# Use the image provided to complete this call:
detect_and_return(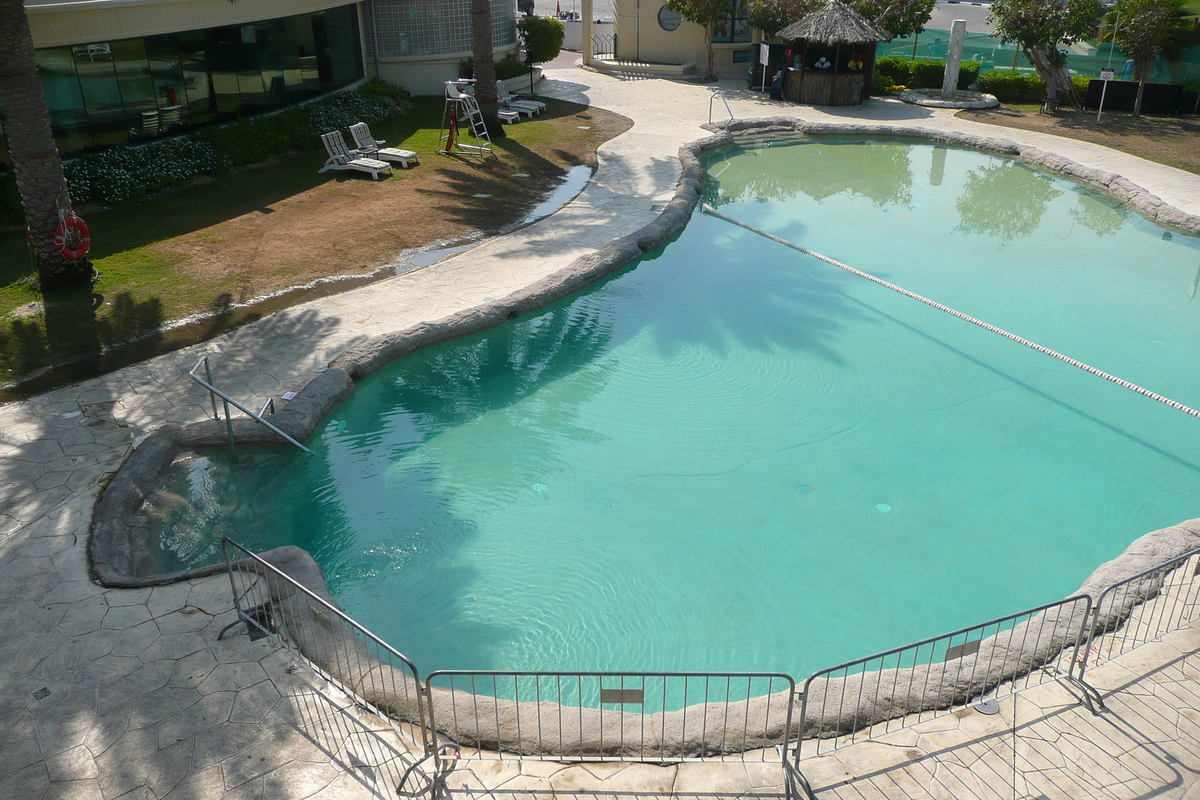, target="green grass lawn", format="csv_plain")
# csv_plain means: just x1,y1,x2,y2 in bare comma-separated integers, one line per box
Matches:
0,97,627,389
